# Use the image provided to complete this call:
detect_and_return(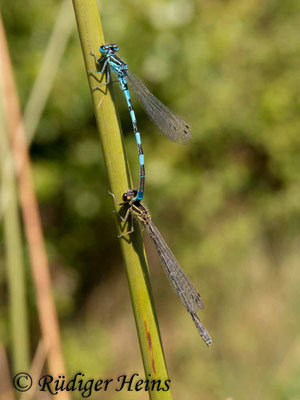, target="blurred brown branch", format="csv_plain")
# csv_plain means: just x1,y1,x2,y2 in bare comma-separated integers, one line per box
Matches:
0,344,15,400
0,13,69,399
